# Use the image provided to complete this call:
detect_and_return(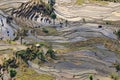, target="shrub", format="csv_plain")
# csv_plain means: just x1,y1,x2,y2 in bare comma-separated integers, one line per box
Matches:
115,64,120,72
42,28,49,33
46,48,57,60
111,73,119,80
10,69,17,78
76,0,84,5
89,75,93,80
116,29,120,39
